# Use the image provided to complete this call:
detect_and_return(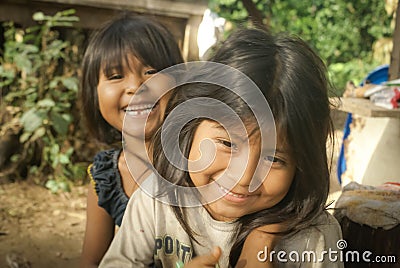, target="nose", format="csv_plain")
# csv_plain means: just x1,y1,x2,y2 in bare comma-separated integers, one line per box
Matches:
124,74,147,95
237,151,259,188
226,147,260,191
